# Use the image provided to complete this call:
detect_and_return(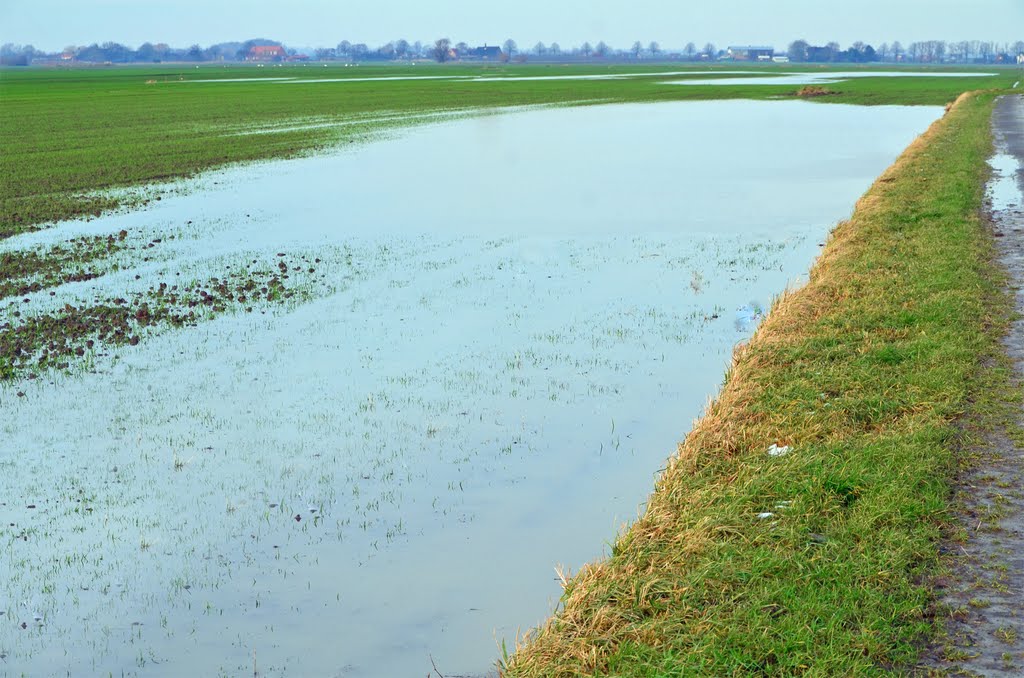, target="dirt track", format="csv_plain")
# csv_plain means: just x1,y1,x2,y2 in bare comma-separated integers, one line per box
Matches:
922,95,1024,676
